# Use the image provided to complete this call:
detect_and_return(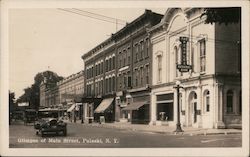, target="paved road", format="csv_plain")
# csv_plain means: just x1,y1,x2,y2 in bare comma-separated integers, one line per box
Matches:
9,122,242,148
